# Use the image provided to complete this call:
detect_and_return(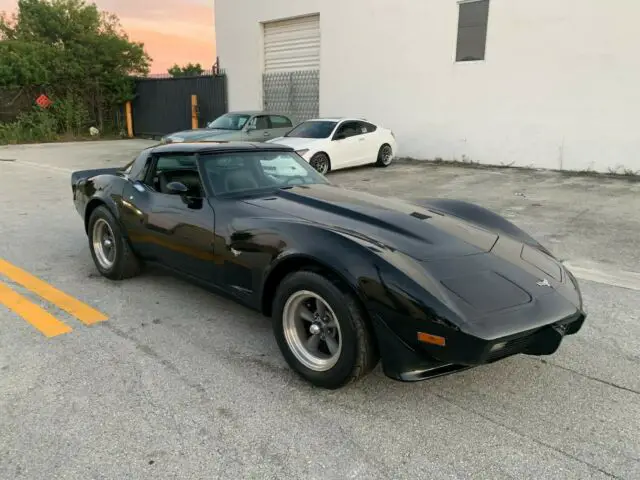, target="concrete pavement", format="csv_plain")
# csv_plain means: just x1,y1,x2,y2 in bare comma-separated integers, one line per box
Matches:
0,140,638,479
